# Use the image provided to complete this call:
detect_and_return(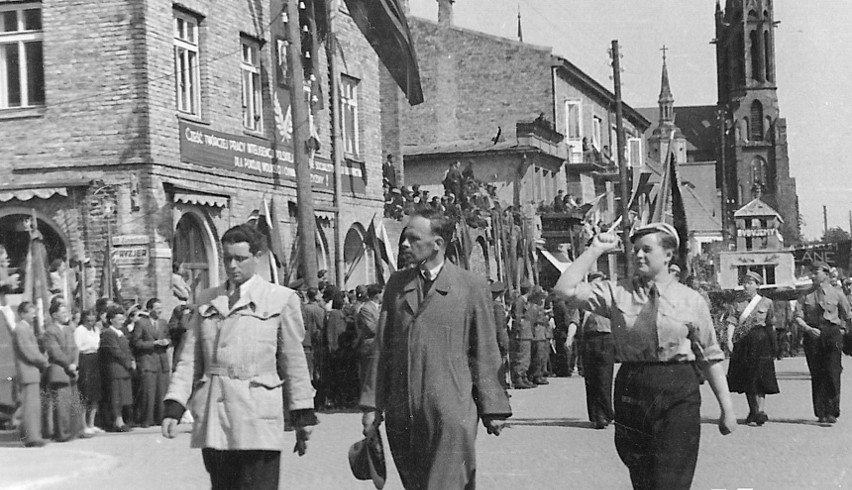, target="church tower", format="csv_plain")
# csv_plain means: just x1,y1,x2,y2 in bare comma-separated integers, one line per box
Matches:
648,48,687,165
715,0,799,242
